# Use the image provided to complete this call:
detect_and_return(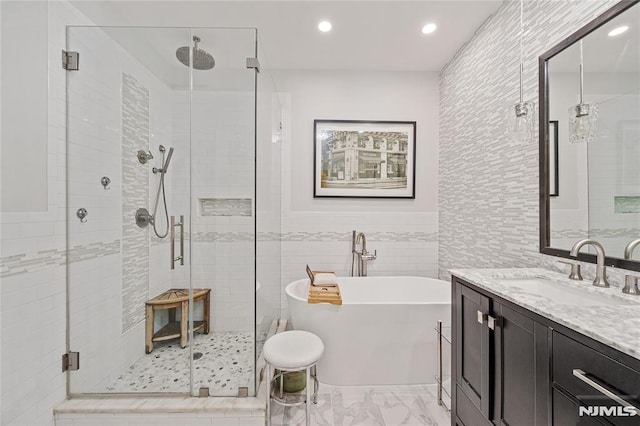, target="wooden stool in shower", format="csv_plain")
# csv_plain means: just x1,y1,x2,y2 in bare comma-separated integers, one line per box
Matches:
145,288,210,354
